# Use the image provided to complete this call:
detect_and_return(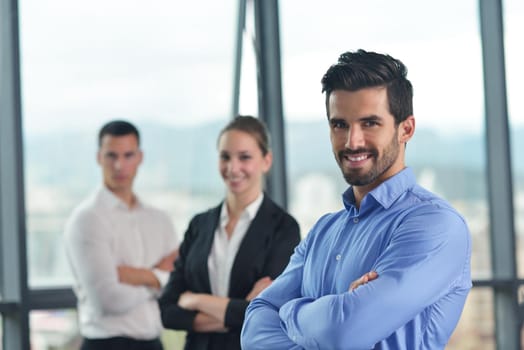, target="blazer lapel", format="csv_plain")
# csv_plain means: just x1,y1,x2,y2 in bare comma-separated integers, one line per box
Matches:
200,204,222,293
228,196,276,296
